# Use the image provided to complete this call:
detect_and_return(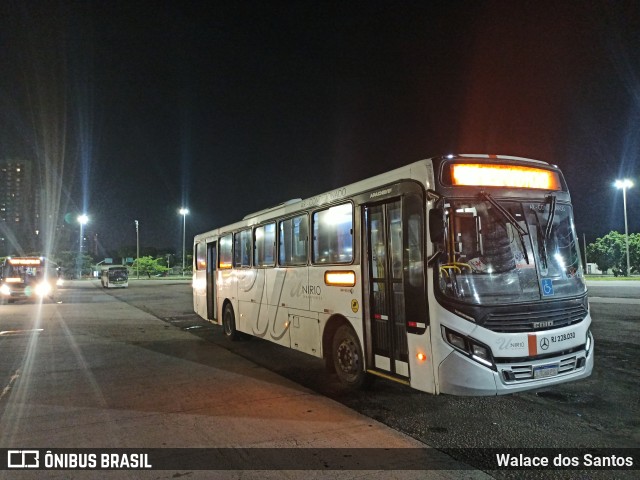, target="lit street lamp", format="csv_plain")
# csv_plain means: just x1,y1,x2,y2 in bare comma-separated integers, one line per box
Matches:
615,179,633,277
179,208,189,277
77,214,89,278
